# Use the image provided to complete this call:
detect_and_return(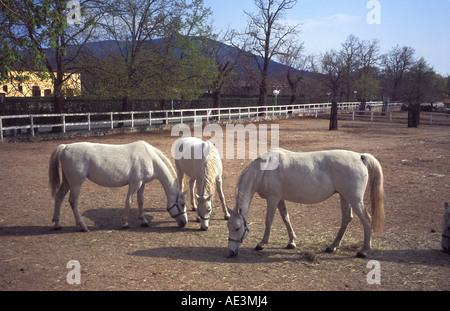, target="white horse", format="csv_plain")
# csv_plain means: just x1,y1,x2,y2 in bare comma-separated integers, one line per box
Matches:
48,141,188,231
173,137,230,231
227,148,384,258
442,202,450,253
